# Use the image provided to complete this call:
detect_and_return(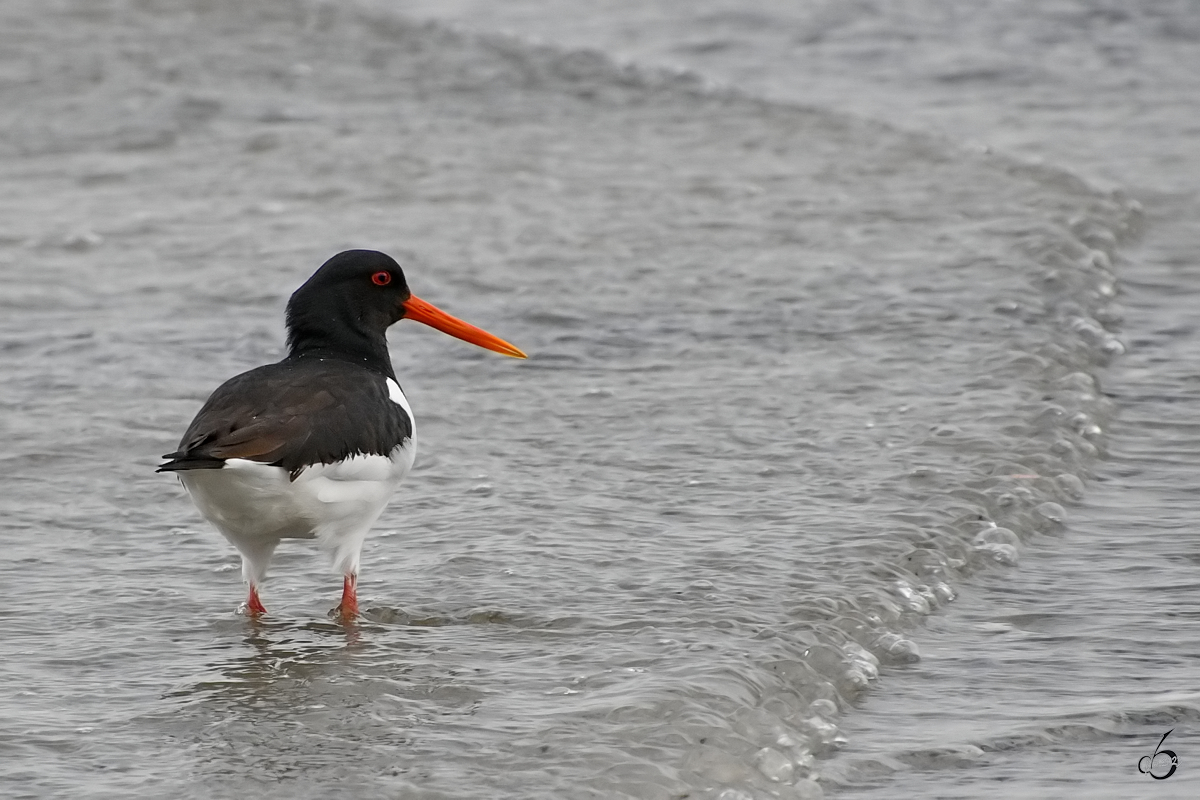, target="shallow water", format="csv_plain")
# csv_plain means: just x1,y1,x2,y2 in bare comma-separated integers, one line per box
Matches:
1,1,1196,798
